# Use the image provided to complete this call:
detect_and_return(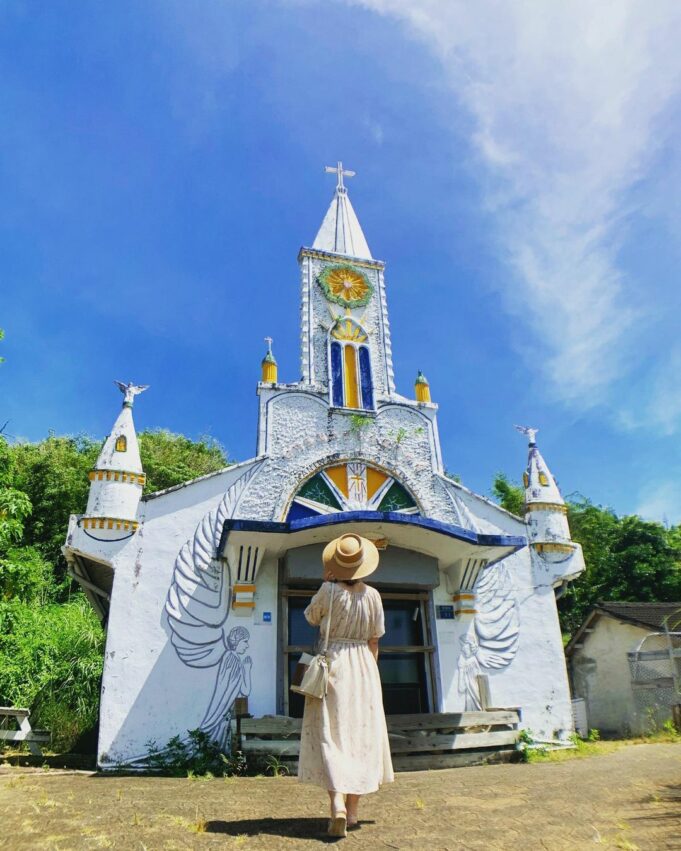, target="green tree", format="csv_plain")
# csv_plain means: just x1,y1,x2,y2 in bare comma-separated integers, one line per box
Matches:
11,435,100,588
490,475,681,635
139,429,228,493
559,503,681,633
491,473,525,516
10,430,228,593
